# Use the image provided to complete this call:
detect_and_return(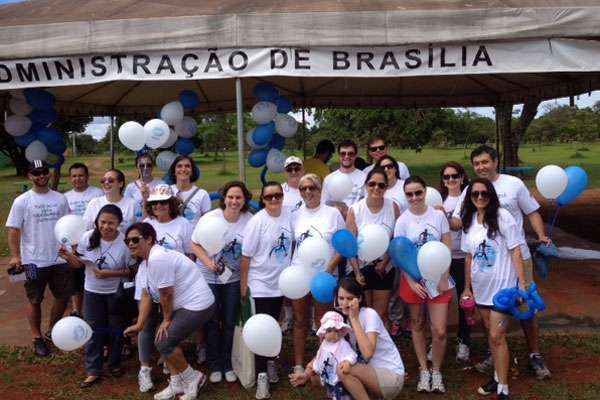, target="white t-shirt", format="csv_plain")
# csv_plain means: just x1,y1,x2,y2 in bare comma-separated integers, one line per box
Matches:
384,180,408,212
124,178,165,221
196,209,252,285
78,230,129,294
351,198,397,270
144,216,193,255
170,184,211,226
350,307,405,376
460,208,523,305
321,169,366,207
394,206,449,249
83,195,136,232
452,174,540,259
64,186,104,217
282,183,303,213
5,190,70,268
443,195,465,259
141,245,214,311
290,204,345,271
242,209,294,297
364,161,410,181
